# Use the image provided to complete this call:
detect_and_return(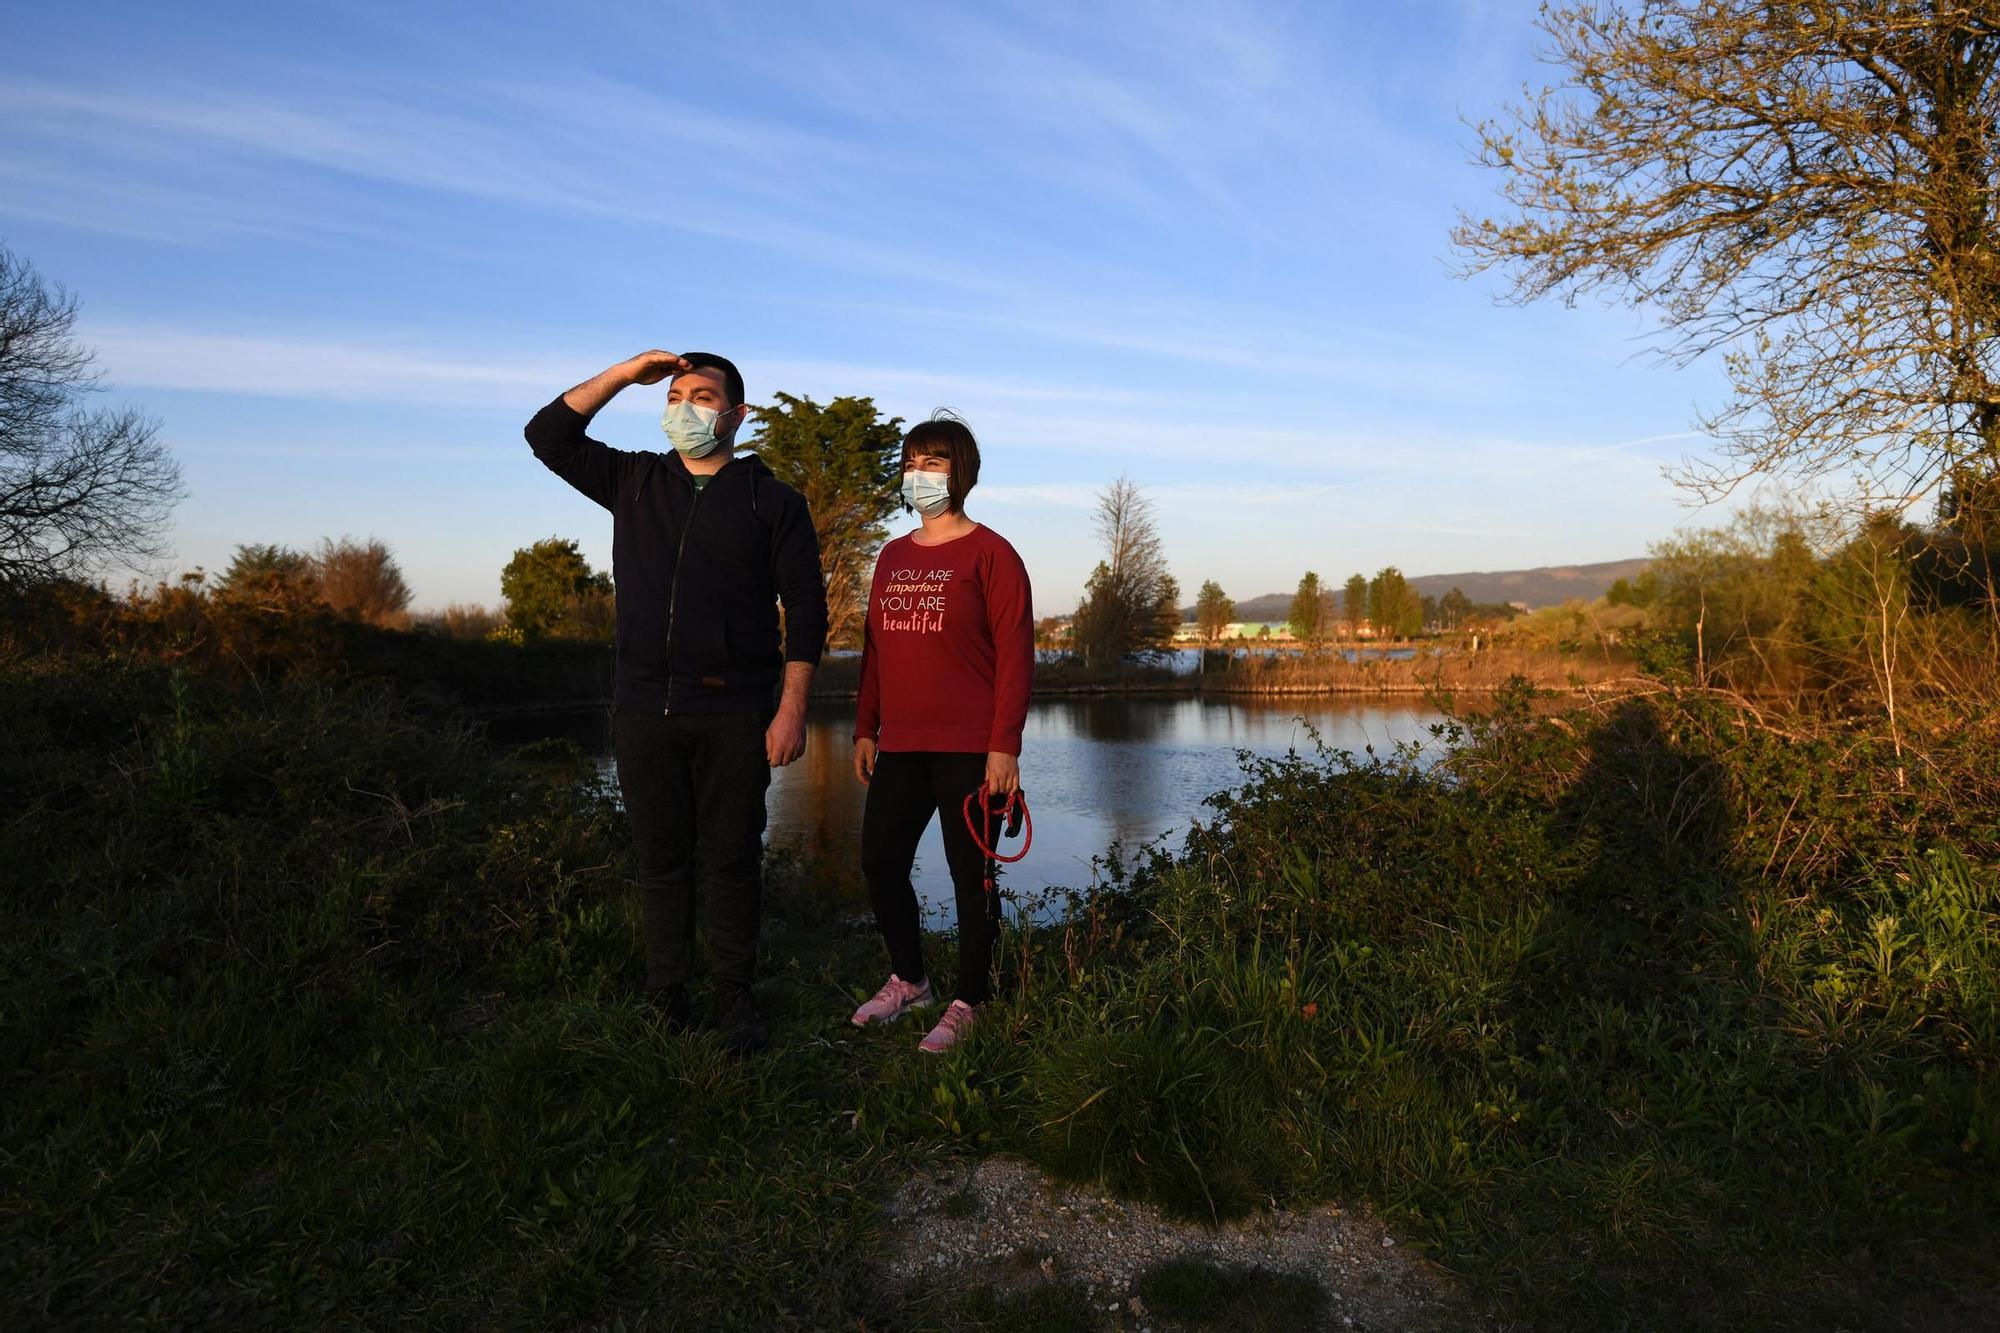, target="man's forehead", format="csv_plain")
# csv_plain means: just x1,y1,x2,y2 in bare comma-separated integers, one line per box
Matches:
672,367,728,393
